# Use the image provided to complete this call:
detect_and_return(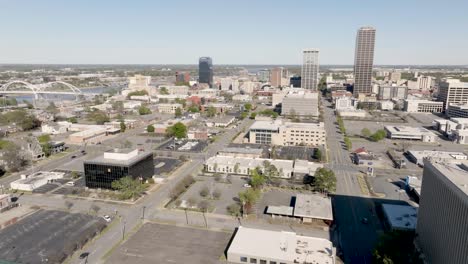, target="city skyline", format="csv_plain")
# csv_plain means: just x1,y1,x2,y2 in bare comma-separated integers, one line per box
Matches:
0,0,467,65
